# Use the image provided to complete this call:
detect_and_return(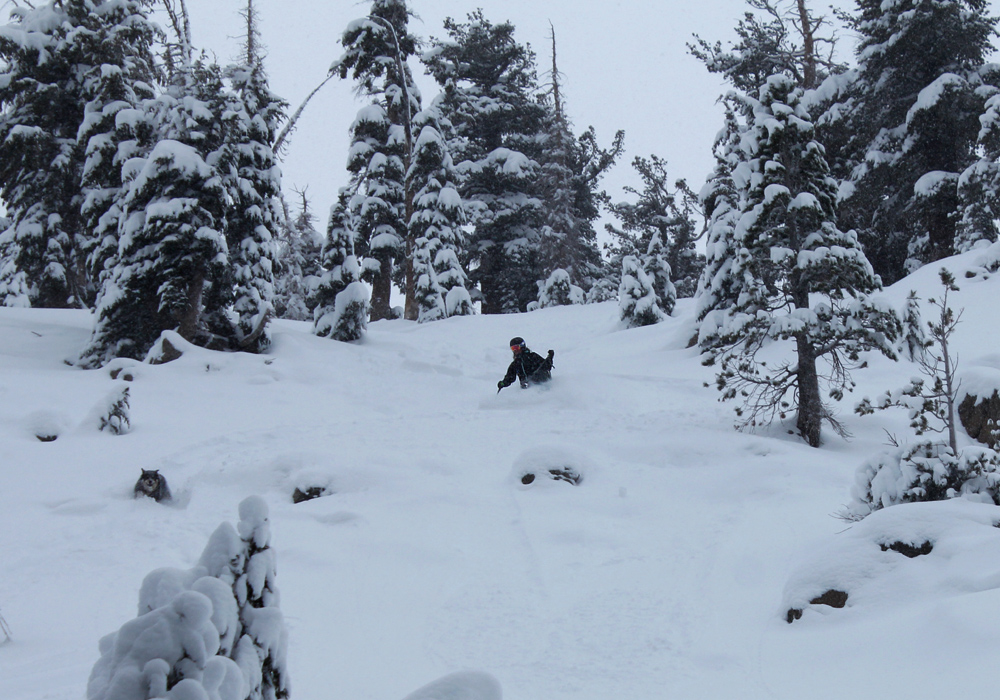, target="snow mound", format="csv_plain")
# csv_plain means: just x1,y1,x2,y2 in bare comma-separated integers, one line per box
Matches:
399,671,502,700
782,499,1000,622
24,408,71,441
